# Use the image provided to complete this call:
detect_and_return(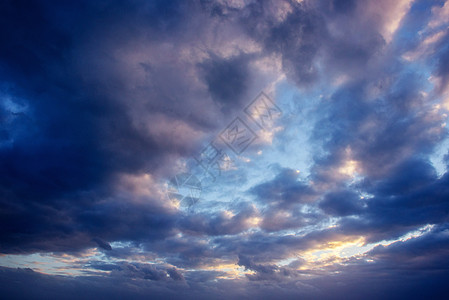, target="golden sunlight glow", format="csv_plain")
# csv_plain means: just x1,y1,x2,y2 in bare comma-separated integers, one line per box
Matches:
245,217,262,228
223,210,235,219
336,146,361,177
296,237,366,269
338,159,359,176
201,263,251,279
